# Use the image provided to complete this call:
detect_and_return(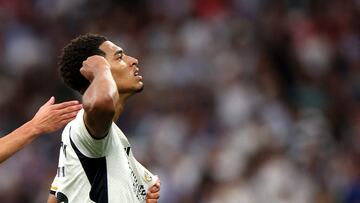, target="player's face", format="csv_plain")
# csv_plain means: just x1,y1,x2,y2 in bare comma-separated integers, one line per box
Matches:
99,41,144,94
